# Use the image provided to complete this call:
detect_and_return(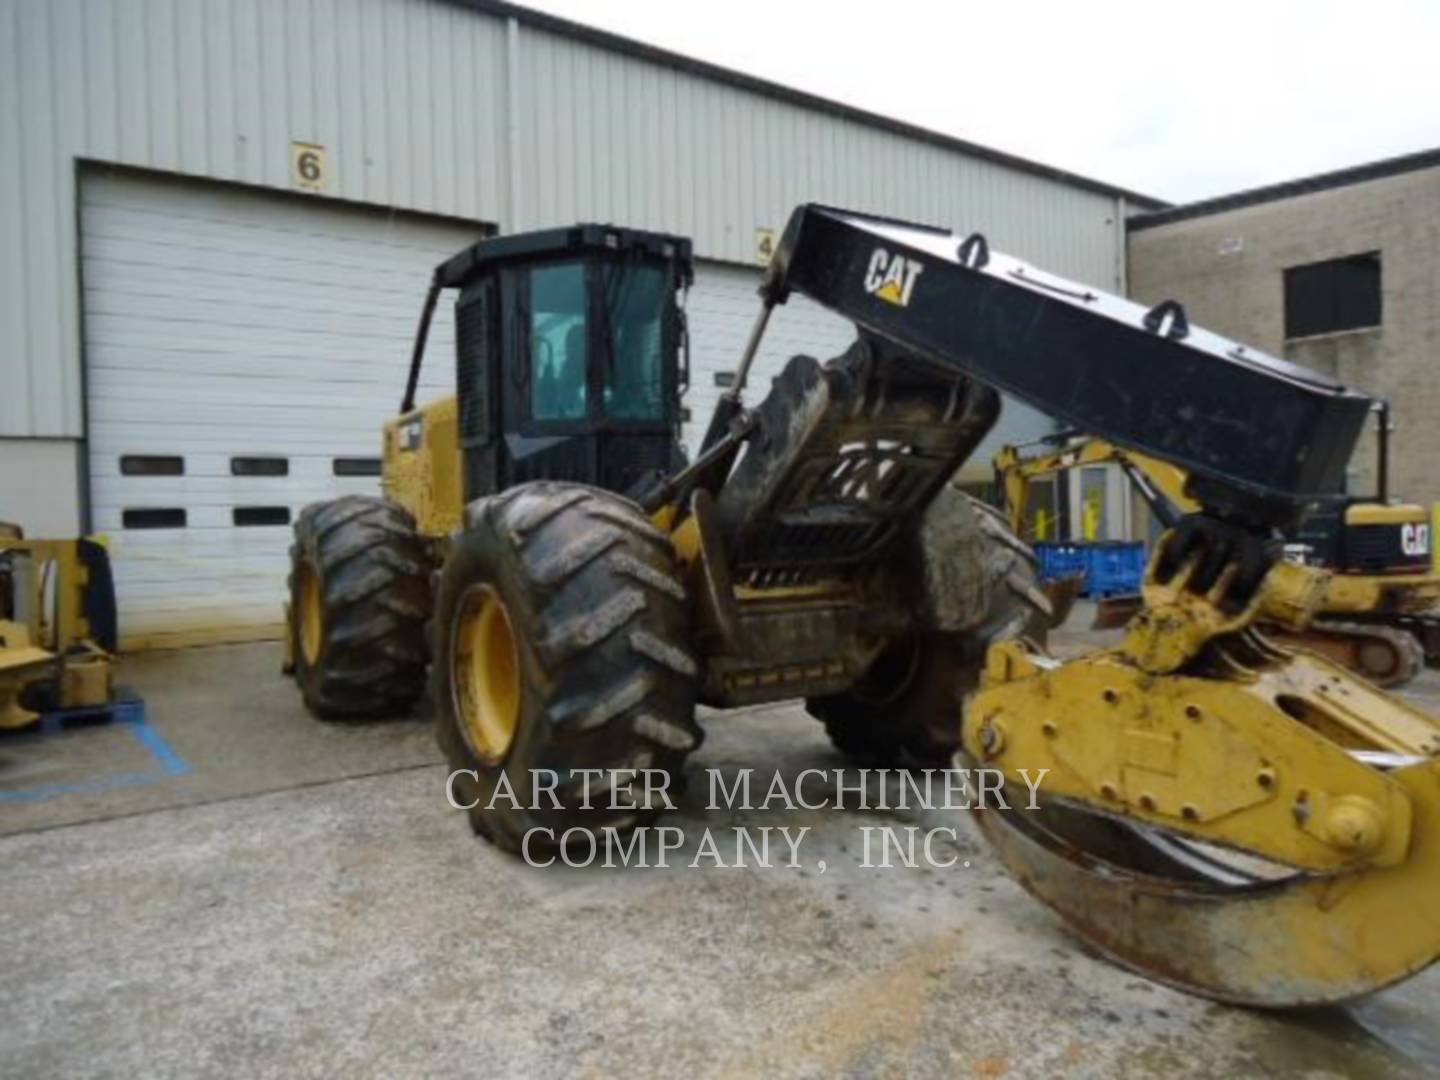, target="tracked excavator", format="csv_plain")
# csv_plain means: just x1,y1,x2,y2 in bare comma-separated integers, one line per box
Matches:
287,205,1440,1007
994,433,1440,686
